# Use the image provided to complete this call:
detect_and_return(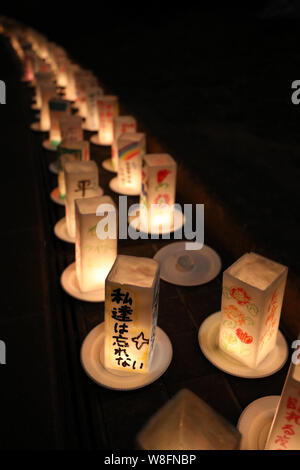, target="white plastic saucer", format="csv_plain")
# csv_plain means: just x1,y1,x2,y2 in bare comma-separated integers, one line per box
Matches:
50,187,65,206
109,176,140,196
238,396,280,450
42,139,59,152
30,122,49,132
49,161,58,174
82,123,98,132
153,242,221,286
54,217,75,243
198,312,288,379
128,207,185,236
61,263,105,302
90,134,109,146
80,322,173,390
102,158,115,172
